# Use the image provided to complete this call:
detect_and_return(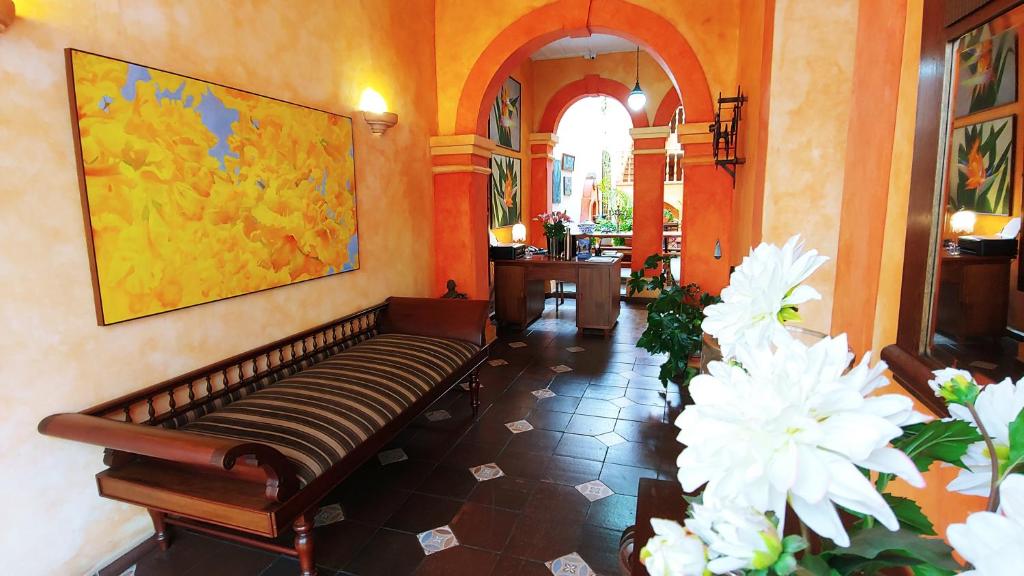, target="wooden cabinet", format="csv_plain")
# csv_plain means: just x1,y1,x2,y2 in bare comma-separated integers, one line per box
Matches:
936,254,1012,340
576,261,620,332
